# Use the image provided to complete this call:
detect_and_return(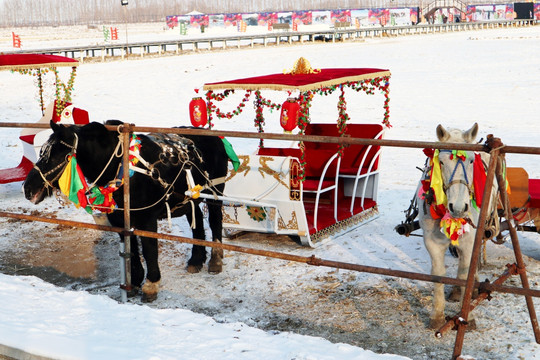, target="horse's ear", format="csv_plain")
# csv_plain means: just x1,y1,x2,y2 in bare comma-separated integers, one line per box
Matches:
463,123,479,143
436,124,450,142
50,120,71,138
50,120,60,133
